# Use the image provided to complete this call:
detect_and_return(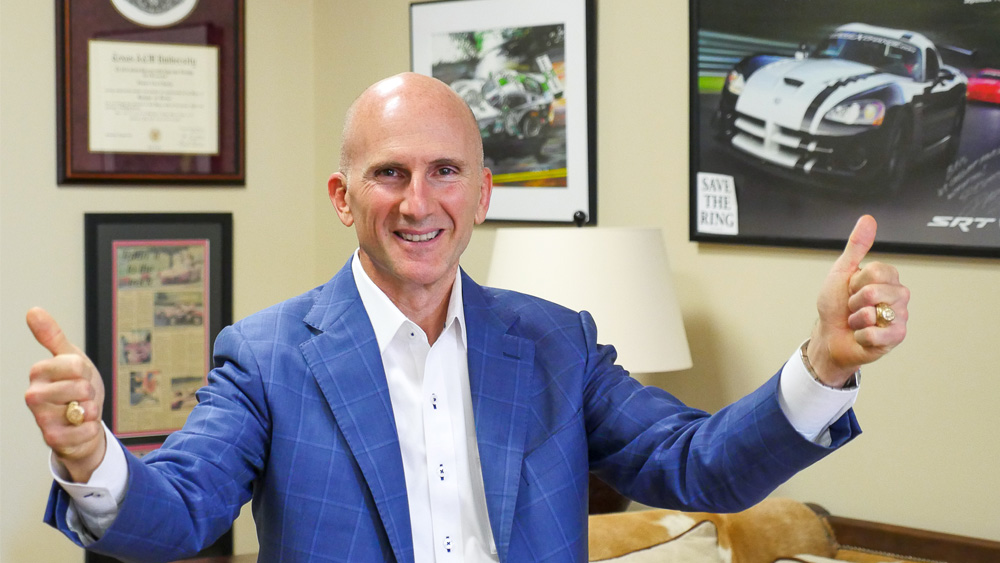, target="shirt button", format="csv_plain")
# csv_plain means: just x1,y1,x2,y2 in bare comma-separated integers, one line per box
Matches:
444,535,452,552
439,463,446,481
